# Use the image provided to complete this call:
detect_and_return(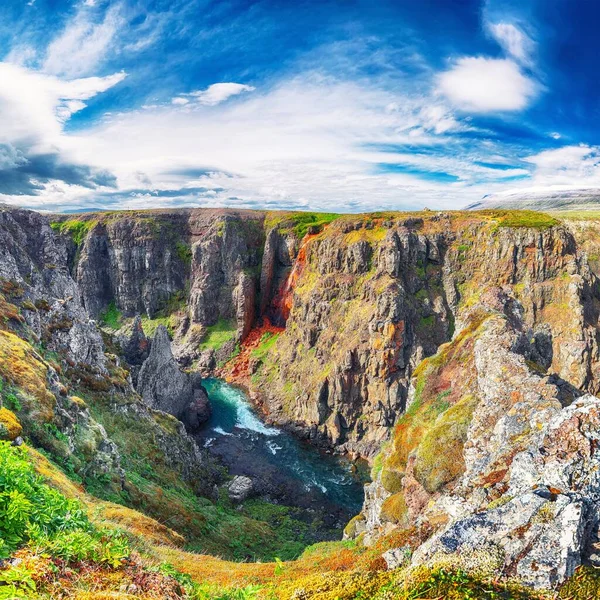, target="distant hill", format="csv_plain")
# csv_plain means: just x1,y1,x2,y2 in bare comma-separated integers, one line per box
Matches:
466,188,600,211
